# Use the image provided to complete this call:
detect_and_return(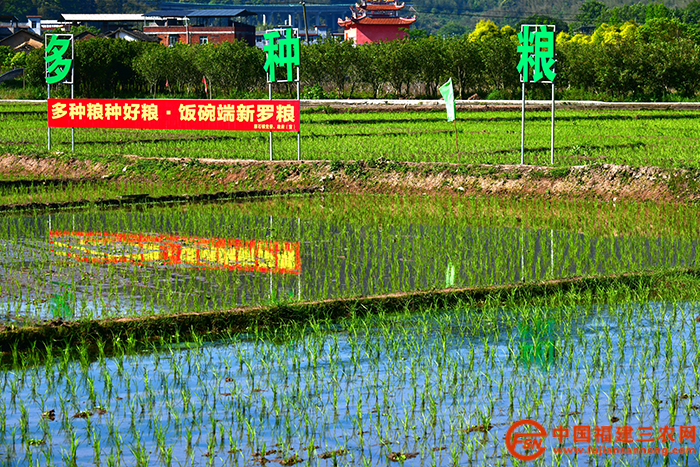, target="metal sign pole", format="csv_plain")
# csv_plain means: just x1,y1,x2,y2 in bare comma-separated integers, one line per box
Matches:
71,78,75,153
551,83,555,165
45,35,51,151
47,87,51,150
518,24,556,167
71,35,75,152
520,228,525,282
296,66,301,161
297,217,301,301
264,27,300,162
269,215,273,298
520,82,525,165
45,34,74,152
269,80,273,161
550,229,554,278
